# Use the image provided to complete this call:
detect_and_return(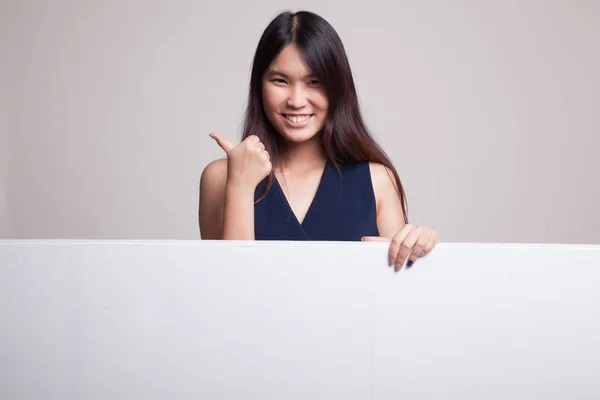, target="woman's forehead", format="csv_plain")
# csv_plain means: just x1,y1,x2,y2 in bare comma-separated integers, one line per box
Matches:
268,45,313,77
